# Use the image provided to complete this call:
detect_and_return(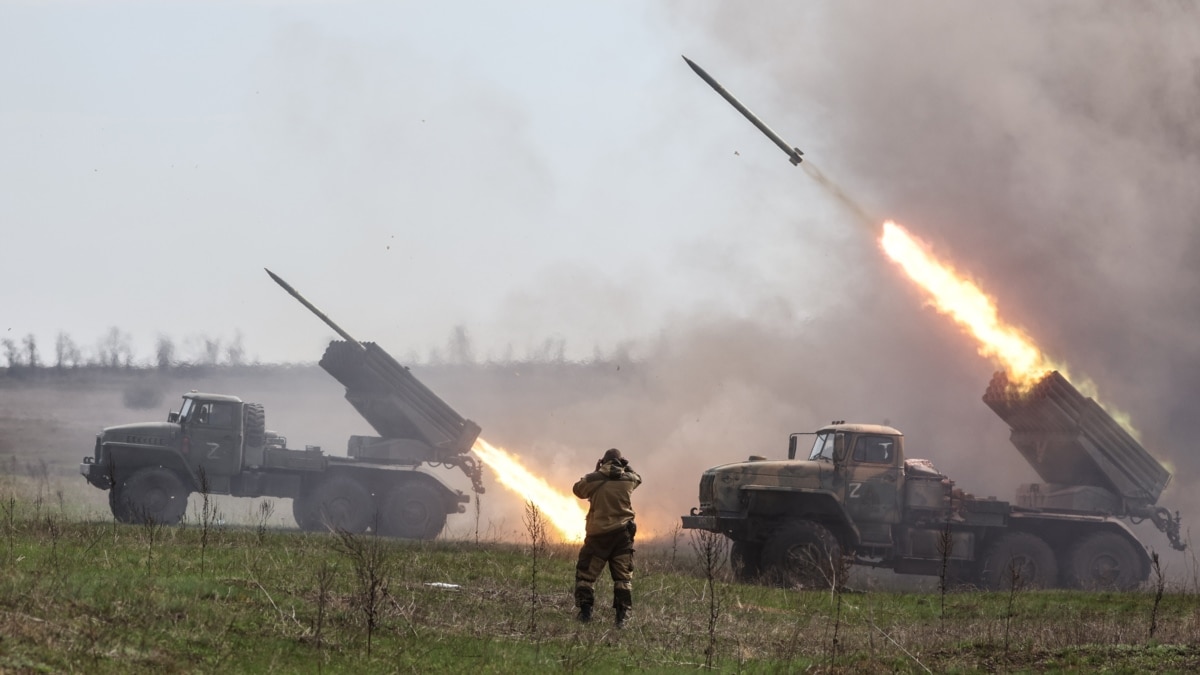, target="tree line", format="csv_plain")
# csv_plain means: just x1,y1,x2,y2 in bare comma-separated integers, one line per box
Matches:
1,328,248,375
